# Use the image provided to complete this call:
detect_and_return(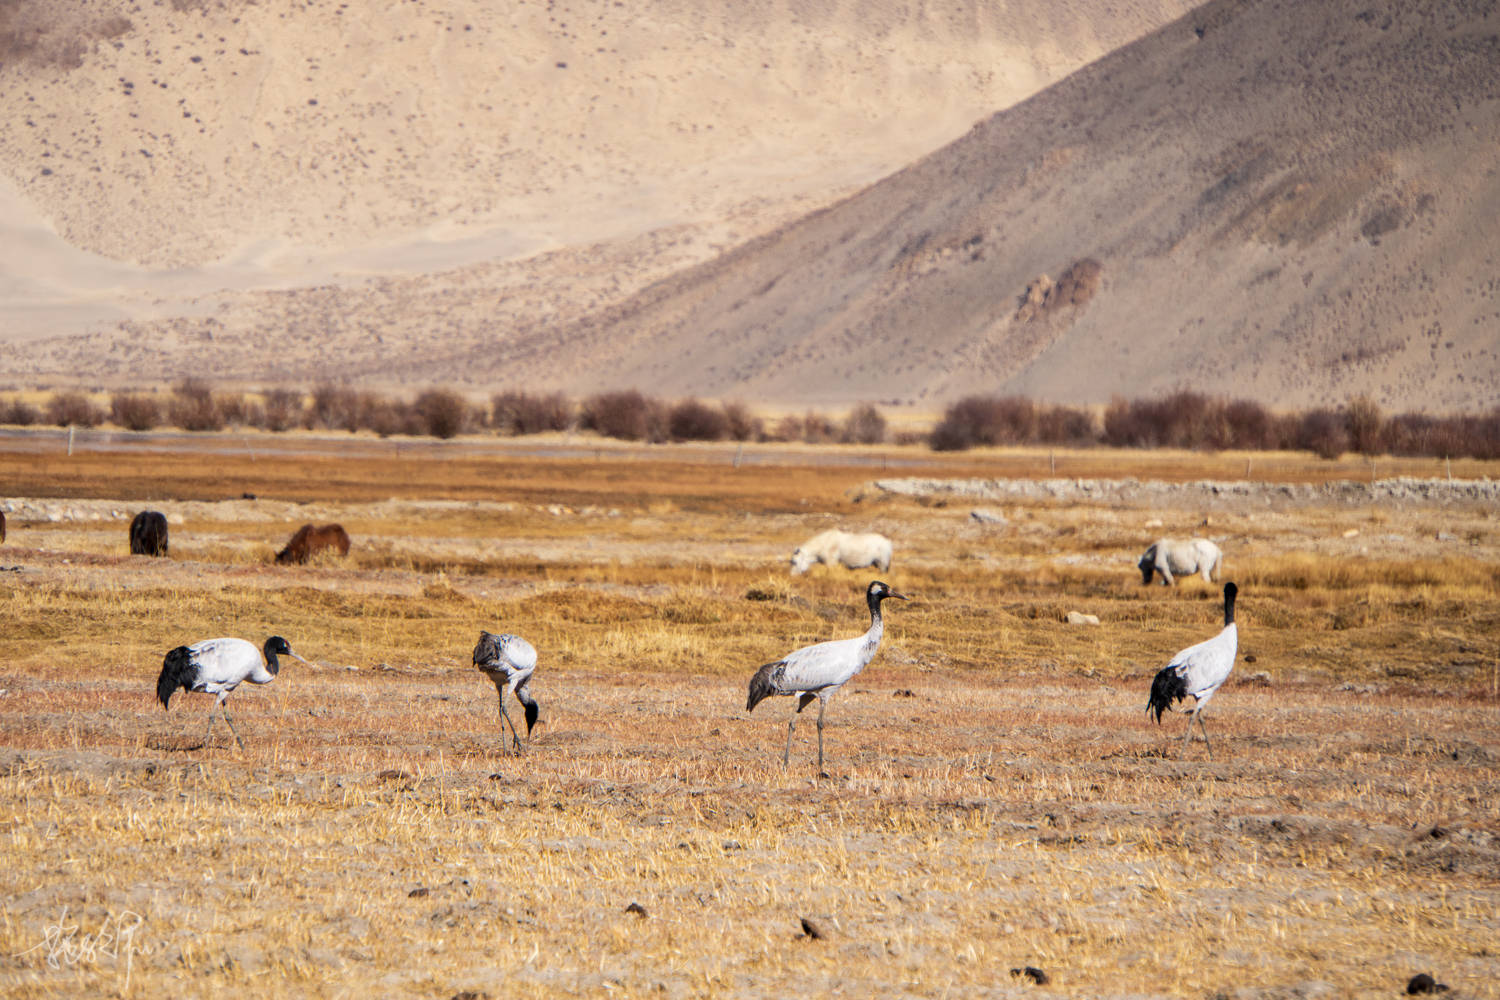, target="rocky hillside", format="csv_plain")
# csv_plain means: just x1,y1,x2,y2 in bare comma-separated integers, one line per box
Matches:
2,0,1495,415
517,0,1500,412
0,0,1189,380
